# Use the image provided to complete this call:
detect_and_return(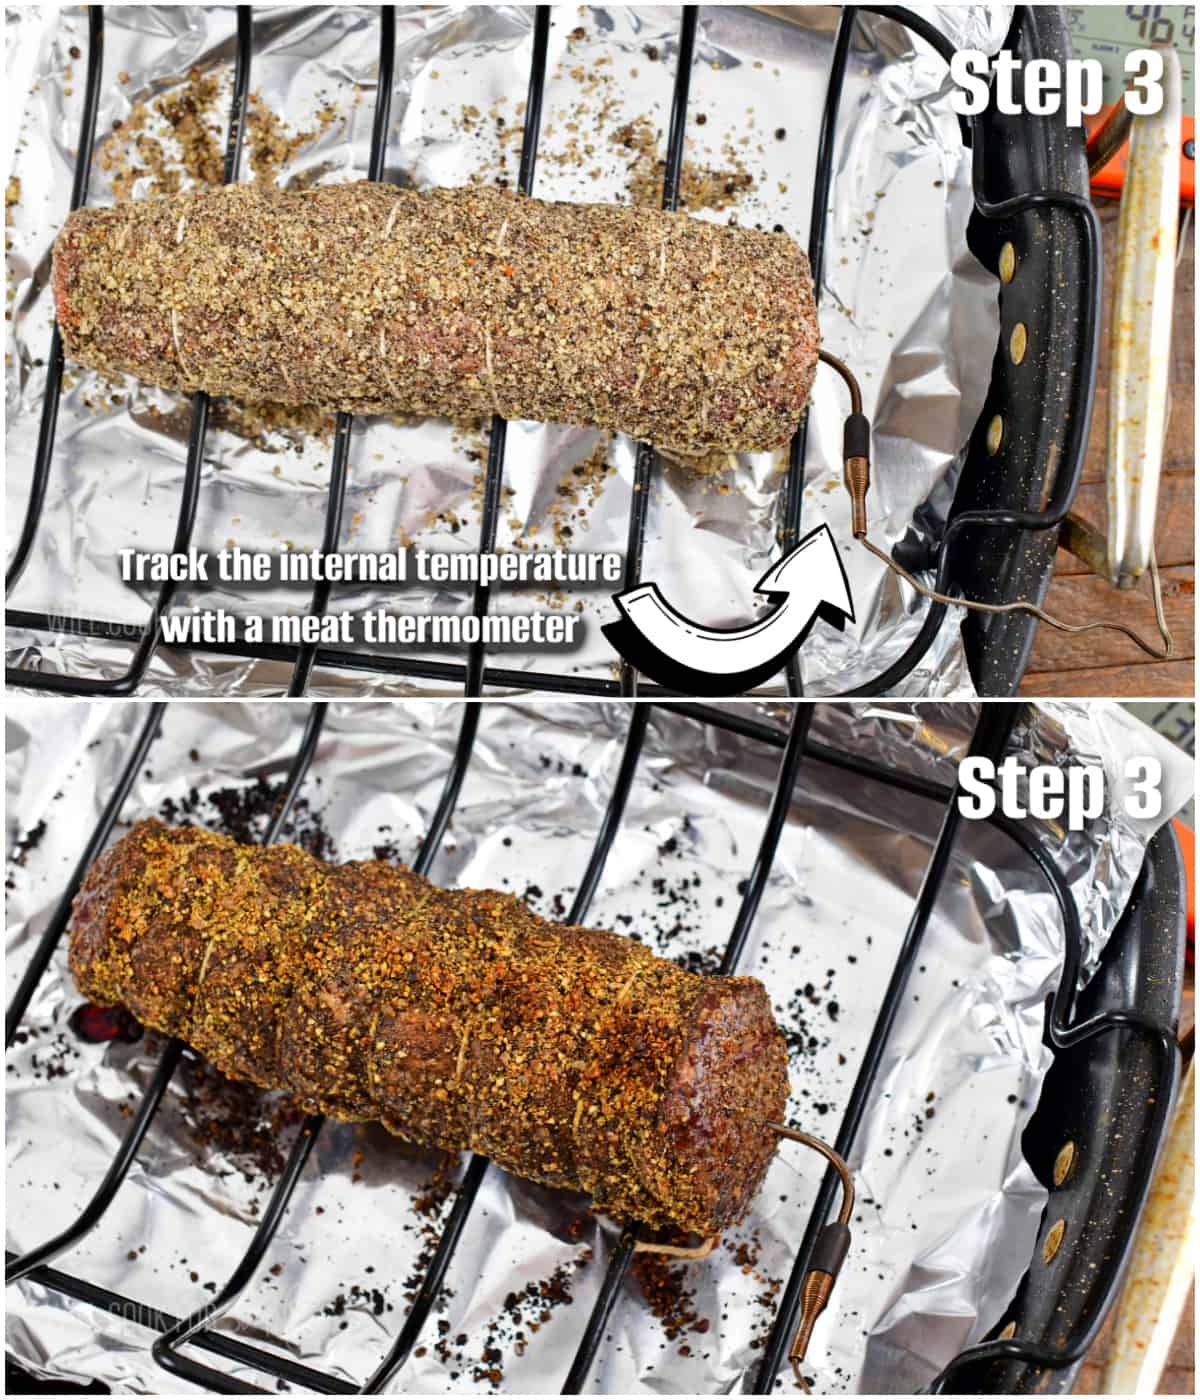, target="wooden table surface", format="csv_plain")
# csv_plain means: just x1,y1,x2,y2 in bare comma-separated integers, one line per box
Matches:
1019,200,1195,699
